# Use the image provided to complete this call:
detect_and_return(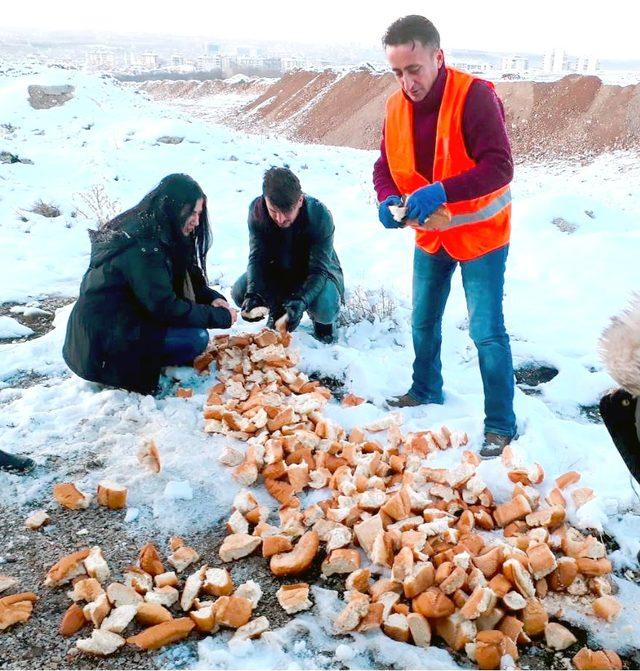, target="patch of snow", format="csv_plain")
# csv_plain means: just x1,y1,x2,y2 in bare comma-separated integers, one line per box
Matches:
194,587,461,670
163,480,194,500
9,305,52,318
223,74,253,85
544,576,640,653
0,316,33,339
